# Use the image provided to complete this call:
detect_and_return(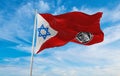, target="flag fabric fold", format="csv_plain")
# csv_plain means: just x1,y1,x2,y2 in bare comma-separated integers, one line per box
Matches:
35,11,104,54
